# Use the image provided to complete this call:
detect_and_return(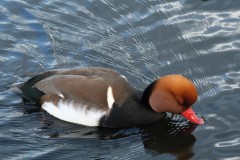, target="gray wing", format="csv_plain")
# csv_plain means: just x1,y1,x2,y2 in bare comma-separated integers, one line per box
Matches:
34,75,110,110
32,67,137,109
